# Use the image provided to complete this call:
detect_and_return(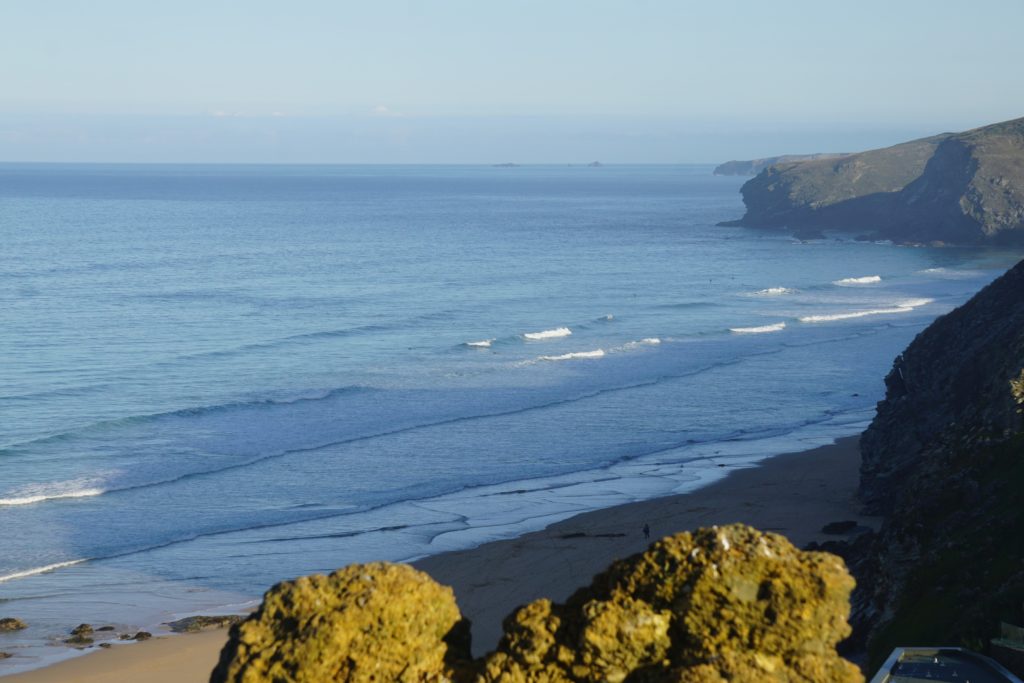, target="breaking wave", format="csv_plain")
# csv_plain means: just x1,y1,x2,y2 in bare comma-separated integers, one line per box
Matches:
0,478,109,507
730,322,787,334
0,559,87,583
800,298,933,323
523,327,572,340
751,287,795,296
539,349,605,361
833,275,882,286
465,339,495,348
